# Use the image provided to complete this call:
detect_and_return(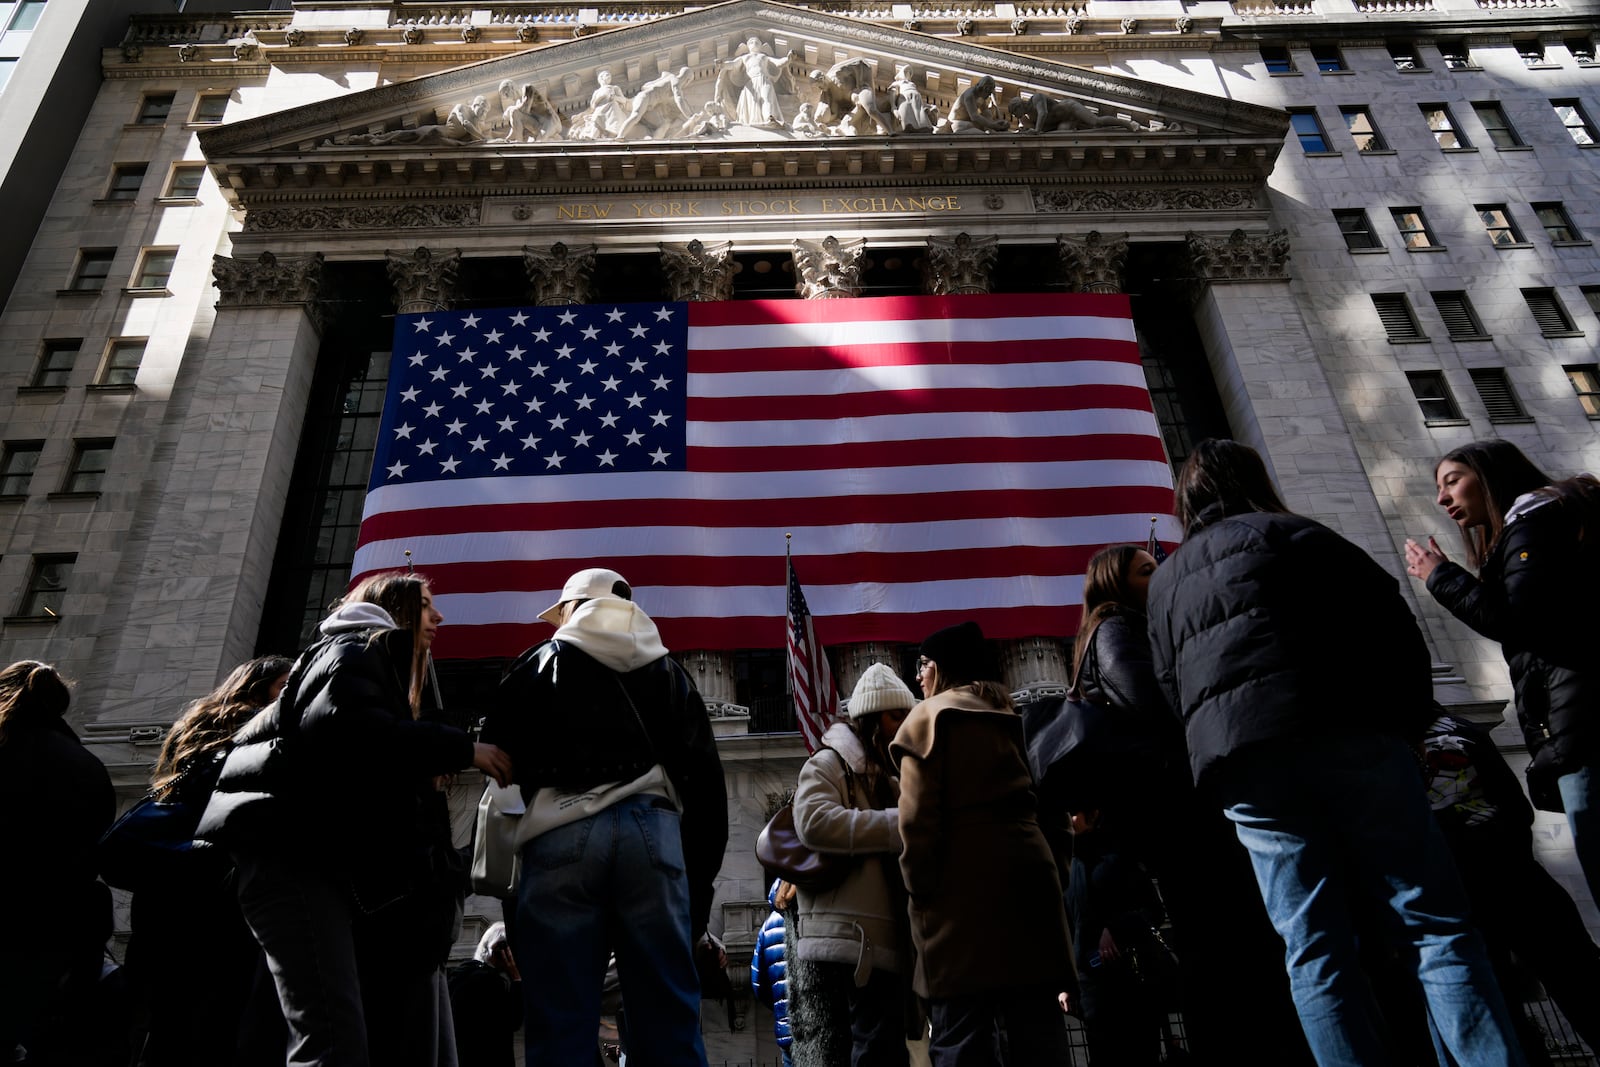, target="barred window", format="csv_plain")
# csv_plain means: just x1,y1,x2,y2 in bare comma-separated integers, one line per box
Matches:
1468,369,1529,423
1374,293,1426,341
1523,288,1580,336
1431,292,1489,340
